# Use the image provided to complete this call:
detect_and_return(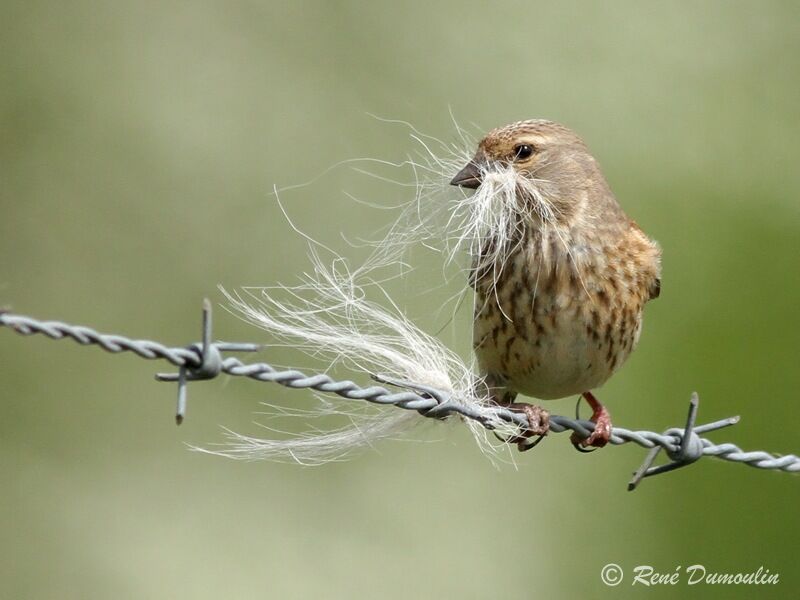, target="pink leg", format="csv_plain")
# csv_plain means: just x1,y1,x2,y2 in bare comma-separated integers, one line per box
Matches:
571,391,612,449
480,375,550,452
506,402,550,451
